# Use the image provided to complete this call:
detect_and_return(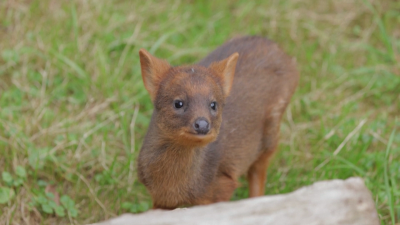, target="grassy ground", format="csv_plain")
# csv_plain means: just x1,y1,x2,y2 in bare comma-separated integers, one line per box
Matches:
0,0,399,224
